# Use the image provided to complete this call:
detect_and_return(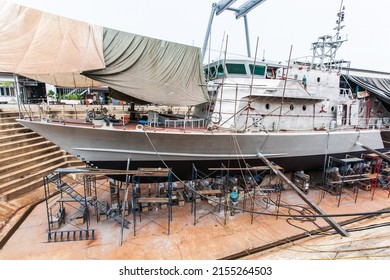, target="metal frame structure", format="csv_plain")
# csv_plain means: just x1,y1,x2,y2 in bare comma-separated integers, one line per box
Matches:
202,0,267,60
131,168,173,236
43,168,133,242
44,171,94,242
325,155,366,207
191,163,226,225
191,163,285,226
246,166,283,224
361,153,390,200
